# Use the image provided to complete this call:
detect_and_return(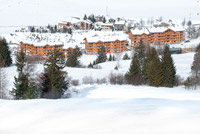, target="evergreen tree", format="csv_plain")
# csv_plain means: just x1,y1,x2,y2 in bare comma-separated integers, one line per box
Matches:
135,39,146,66
88,62,93,68
103,17,106,23
0,38,12,67
112,55,116,61
68,28,72,35
88,15,96,23
191,44,200,88
40,49,68,99
66,46,82,67
12,50,37,99
125,53,143,85
123,53,130,60
95,45,107,64
161,45,176,87
148,48,164,87
83,14,87,20
187,20,192,27
31,26,35,32
108,54,112,61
